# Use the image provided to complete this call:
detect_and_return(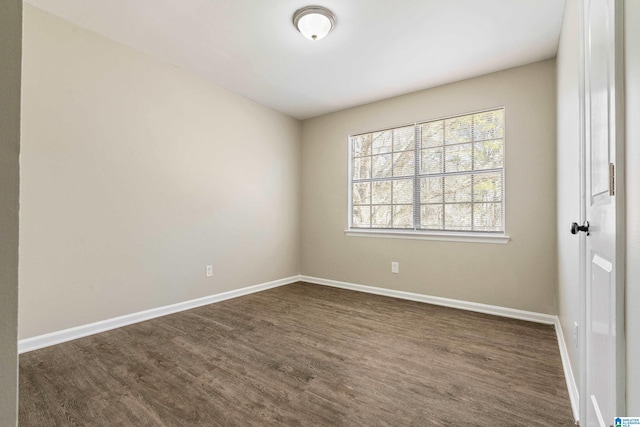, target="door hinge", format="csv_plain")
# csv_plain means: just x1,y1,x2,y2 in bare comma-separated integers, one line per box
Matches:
609,163,615,196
